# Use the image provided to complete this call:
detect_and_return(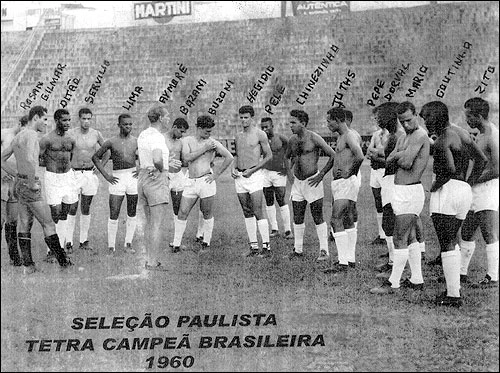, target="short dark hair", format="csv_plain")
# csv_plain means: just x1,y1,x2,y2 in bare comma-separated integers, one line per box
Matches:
118,113,132,124
28,106,47,121
290,109,309,126
20,115,29,127
396,101,416,115
79,107,92,118
196,115,215,129
239,105,254,117
261,117,272,124
377,105,398,133
344,110,353,122
173,117,189,130
327,107,345,122
147,105,167,123
464,97,489,119
54,109,70,121
421,101,449,131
